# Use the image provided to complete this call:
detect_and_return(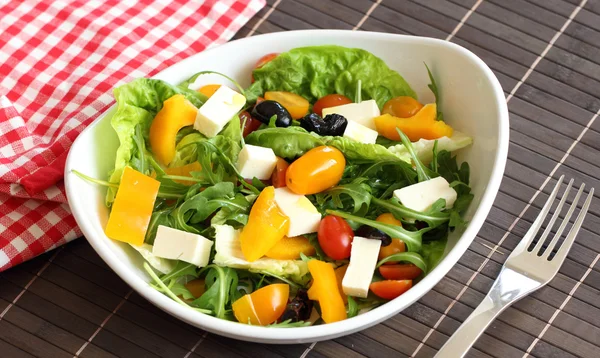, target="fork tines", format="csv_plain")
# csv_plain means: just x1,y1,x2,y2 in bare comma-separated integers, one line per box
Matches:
520,175,594,261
